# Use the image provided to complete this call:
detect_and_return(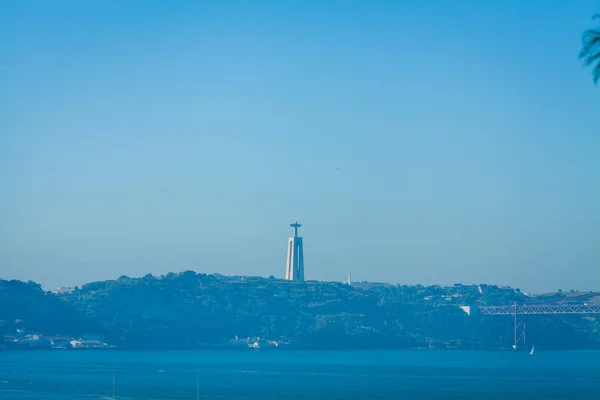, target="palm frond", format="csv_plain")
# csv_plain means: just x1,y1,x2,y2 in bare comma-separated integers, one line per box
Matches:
578,32,600,60
584,49,600,66
580,15,600,84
